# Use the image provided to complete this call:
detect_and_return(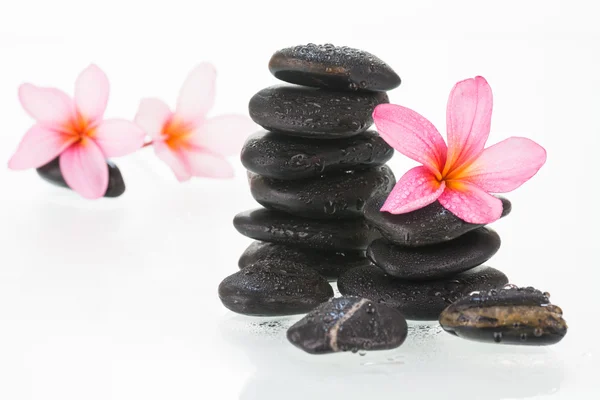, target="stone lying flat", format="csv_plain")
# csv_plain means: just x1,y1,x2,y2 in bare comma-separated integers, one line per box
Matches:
233,208,379,251
269,43,401,92
287,296,408,355
218,261,333,316
249,166,395,220
364,194,512,247
37,157,125,198
439,286,567,345
239,241,371,281
367,227,501,280
337,265,508,320
248,85,389,139
241,130,394,180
